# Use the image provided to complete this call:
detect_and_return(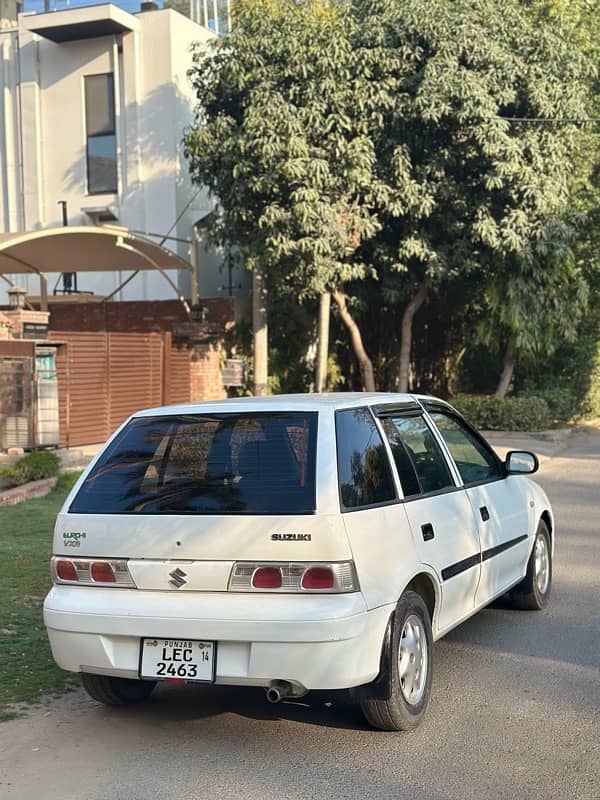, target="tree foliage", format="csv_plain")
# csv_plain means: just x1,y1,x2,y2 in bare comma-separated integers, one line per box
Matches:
185,0,377,295
352,0,593,390
185,0,598,399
